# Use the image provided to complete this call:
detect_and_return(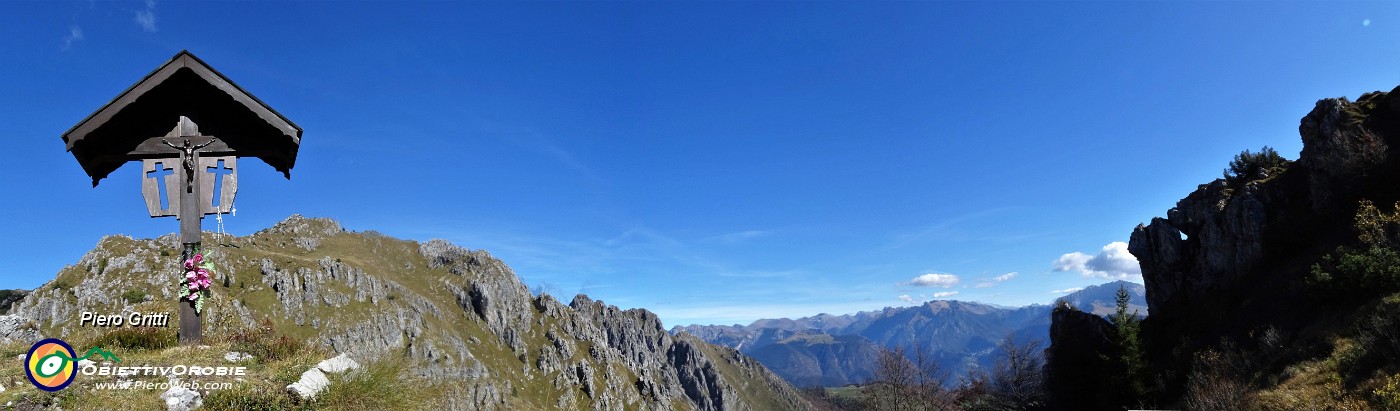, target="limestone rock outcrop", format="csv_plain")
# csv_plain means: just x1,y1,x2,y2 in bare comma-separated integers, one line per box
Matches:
7,215,811,410
1052,86,1400,405
1043,303,1117,410
1128,87,1400,321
